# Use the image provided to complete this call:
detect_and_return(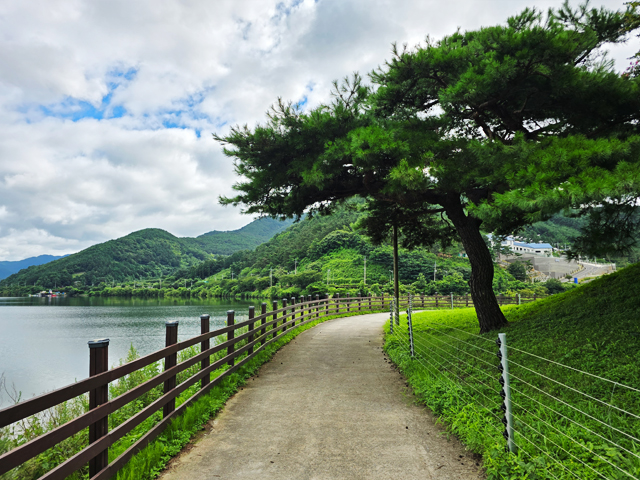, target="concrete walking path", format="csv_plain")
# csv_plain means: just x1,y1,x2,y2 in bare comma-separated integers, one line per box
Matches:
159,312,484,479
